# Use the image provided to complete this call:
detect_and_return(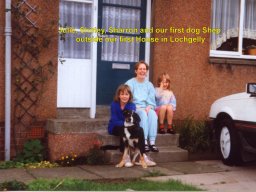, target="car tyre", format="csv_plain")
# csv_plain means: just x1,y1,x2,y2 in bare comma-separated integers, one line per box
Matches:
217,119,242,165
